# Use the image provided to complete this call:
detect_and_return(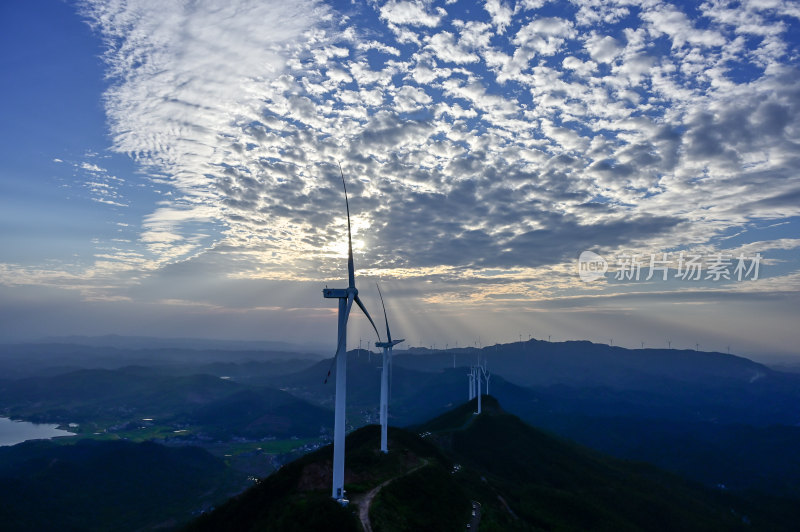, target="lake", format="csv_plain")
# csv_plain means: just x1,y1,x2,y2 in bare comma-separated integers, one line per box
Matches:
0,417,75,446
